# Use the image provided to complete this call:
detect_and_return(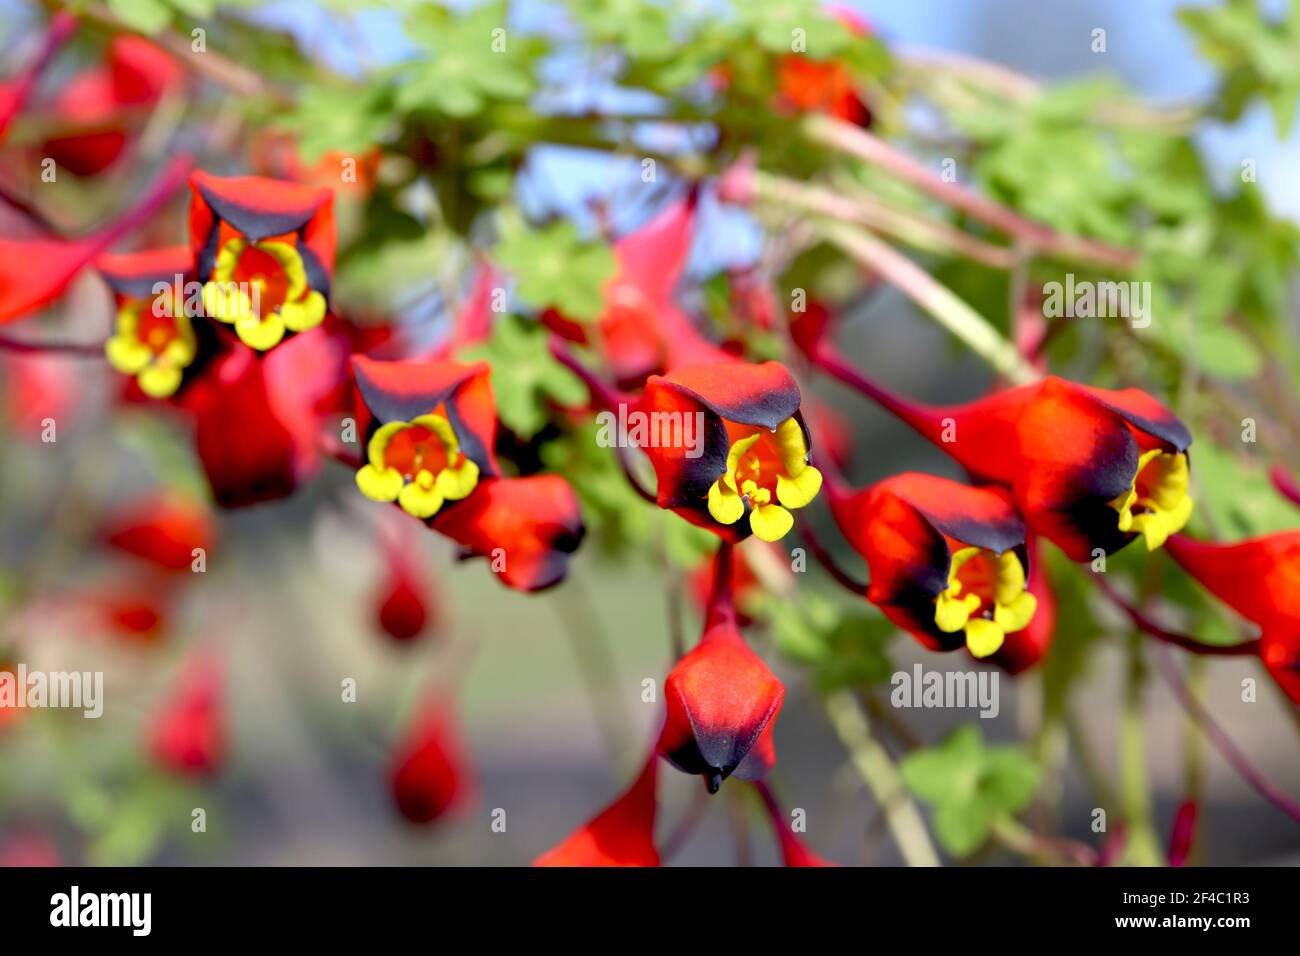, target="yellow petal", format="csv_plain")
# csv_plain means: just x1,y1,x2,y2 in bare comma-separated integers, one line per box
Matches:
993,591,1037,633
935,591,981,632
398,477,445,519
946,546,982,589
773,416,810,475
105,335,151,374
202,281,252,324
280,289,327,332
708,478,745,525
965,618,1005,658
367,421,407,469
725,432,763,481
412,413,460,456
435,457,480,501
114,304,140,337
356,464,404,502
212,237,247,283
234,310,286,351
257,240,309,301
137,364,183,399
776,464,823,510
994,550,1027,606
749,502,794,542
1132,493,1193,552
